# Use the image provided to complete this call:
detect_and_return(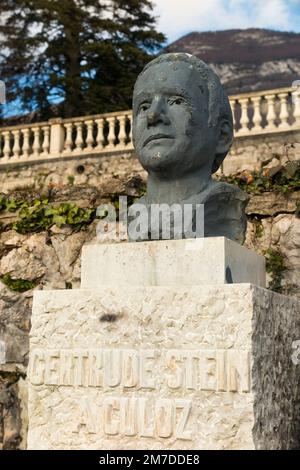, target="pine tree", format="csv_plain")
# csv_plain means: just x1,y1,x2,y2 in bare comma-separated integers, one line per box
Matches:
0,0,165,121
